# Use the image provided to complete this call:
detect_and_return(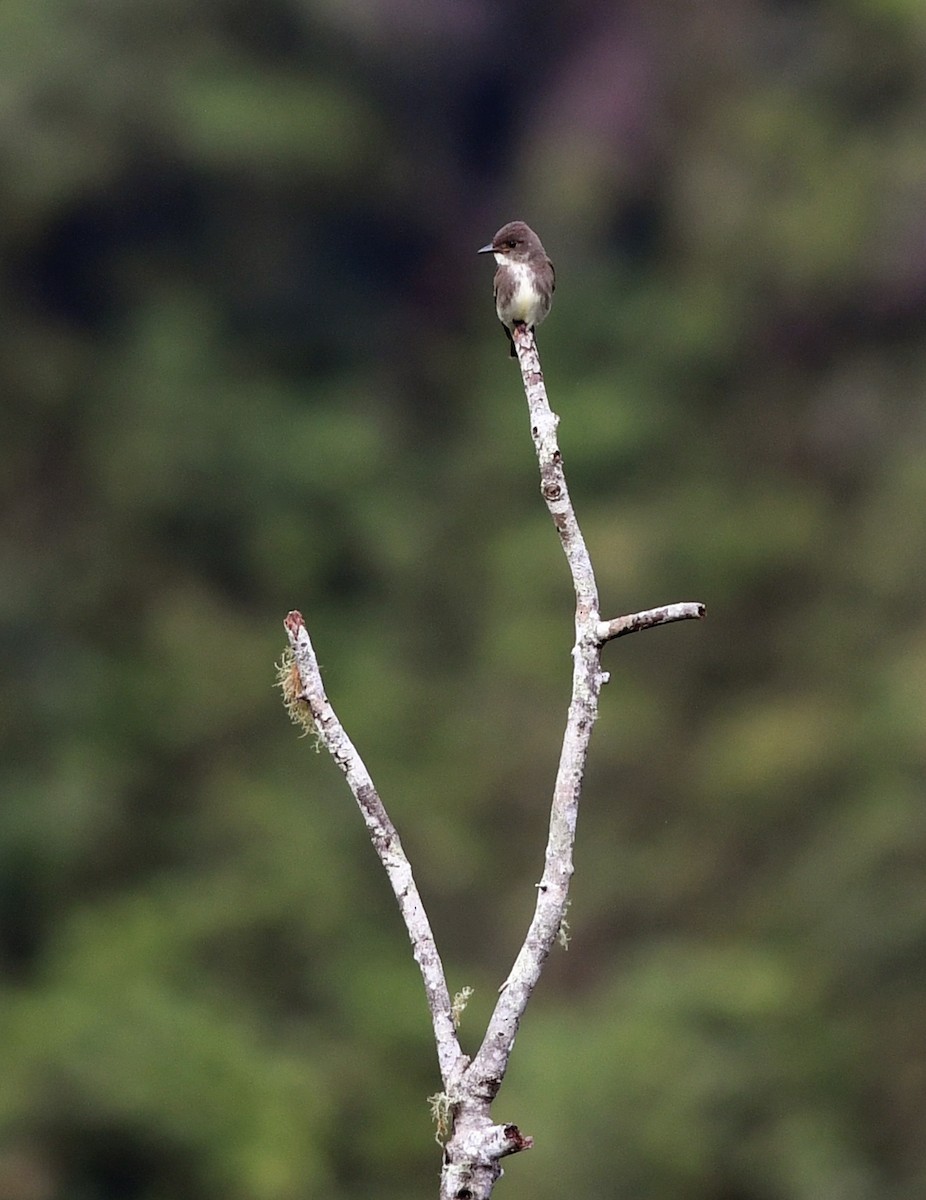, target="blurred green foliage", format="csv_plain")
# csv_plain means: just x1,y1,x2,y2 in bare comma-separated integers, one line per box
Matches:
2,1,926,1197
